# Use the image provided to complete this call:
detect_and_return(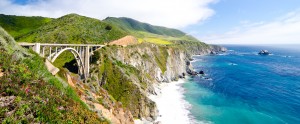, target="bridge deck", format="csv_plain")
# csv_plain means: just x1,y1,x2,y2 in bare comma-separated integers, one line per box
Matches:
18,42,105,47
